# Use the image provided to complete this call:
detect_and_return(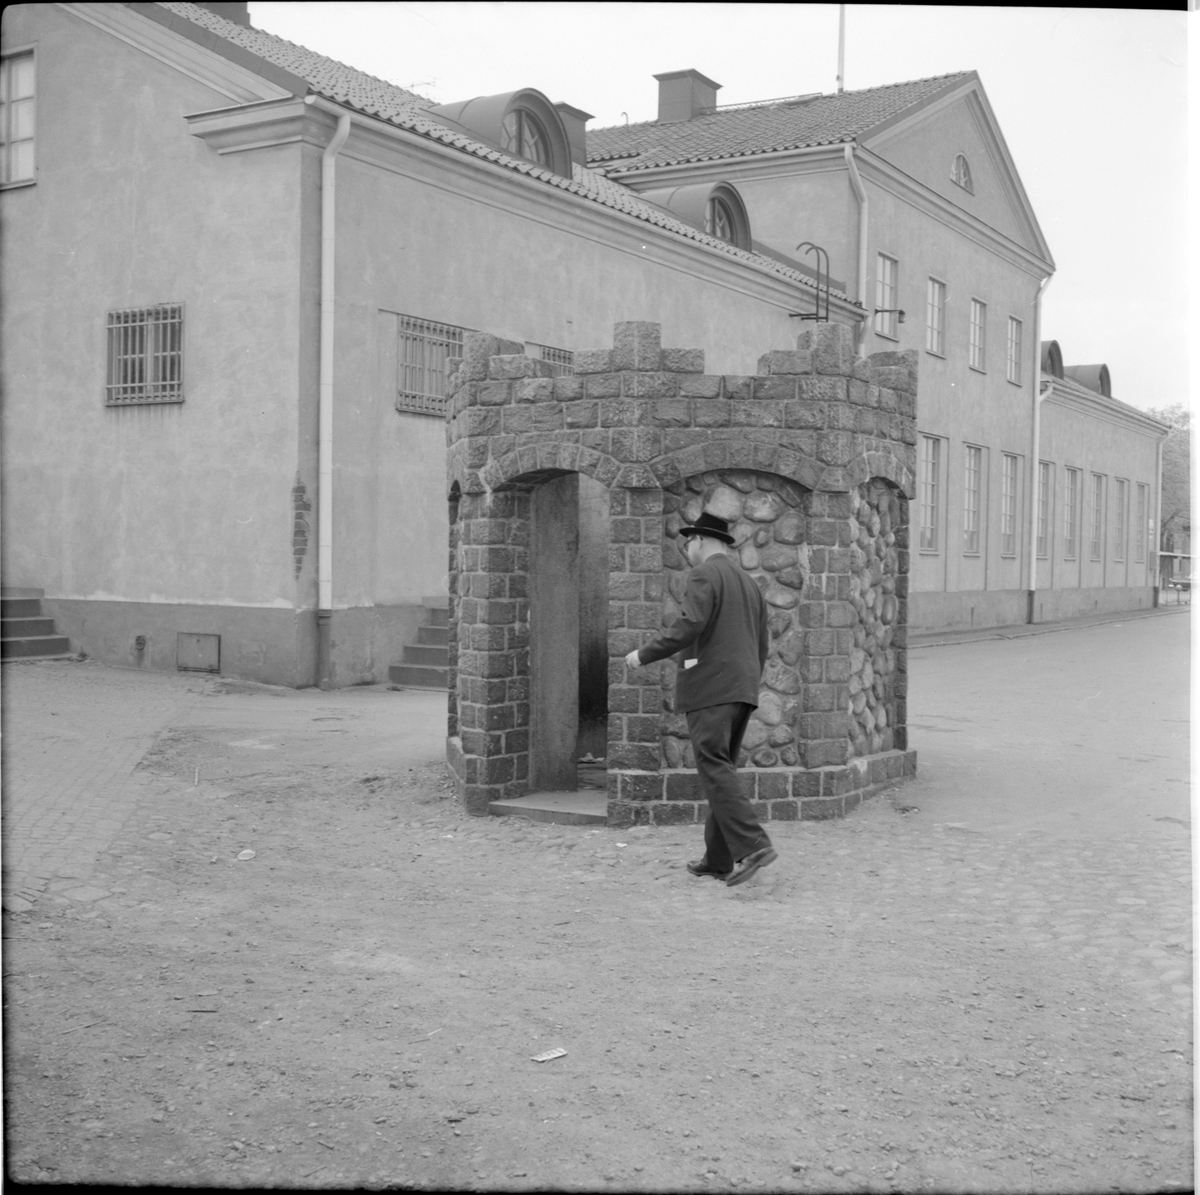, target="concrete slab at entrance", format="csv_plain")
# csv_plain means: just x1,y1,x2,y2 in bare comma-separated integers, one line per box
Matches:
488,791,607,825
